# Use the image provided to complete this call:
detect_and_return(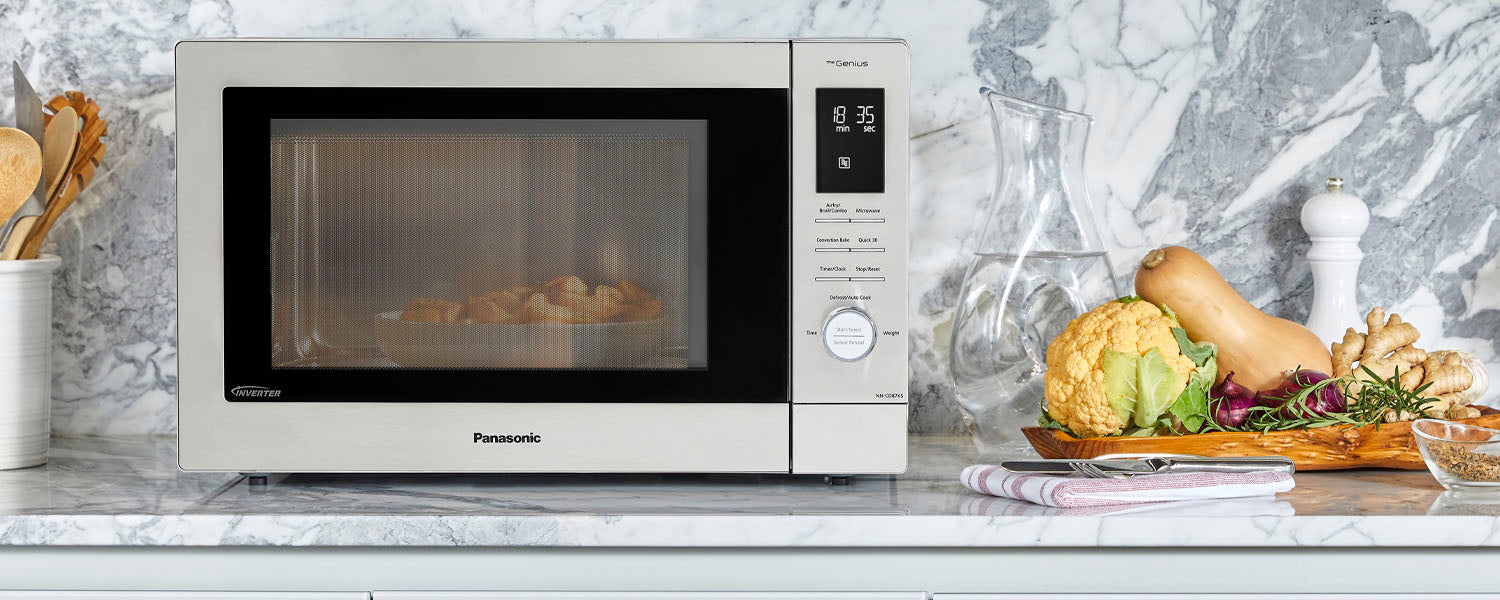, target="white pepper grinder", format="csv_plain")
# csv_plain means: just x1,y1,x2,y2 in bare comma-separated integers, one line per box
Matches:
1301,177,1369,346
